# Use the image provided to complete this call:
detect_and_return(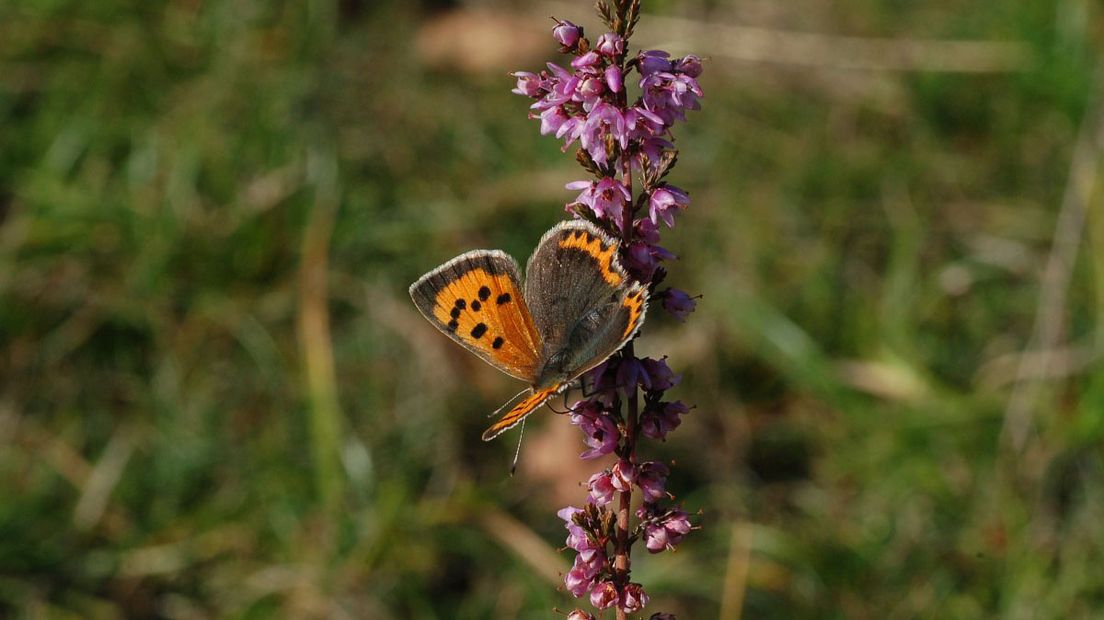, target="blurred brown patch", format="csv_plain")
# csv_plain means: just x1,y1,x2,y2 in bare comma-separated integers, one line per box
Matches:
416,9,547,73
521,414,616,508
